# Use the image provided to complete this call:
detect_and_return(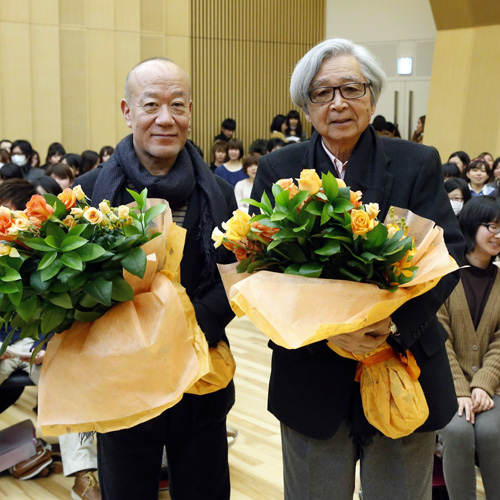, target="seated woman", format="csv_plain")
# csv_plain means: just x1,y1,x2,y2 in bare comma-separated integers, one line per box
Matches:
437,195,500,500
444,177,471,217
284,110,306,143
234,154,259,212
465,158,497,197
215,138,246,188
